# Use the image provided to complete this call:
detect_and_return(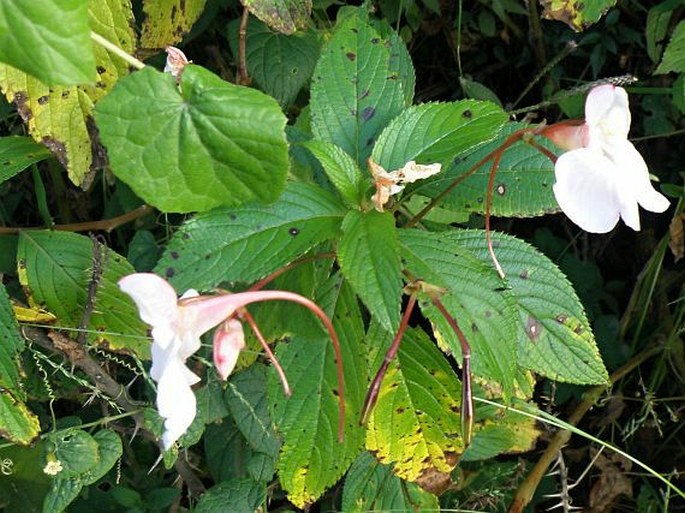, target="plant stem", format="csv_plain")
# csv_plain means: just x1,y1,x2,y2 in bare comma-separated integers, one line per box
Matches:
90,32,146,70
507,344,663,513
